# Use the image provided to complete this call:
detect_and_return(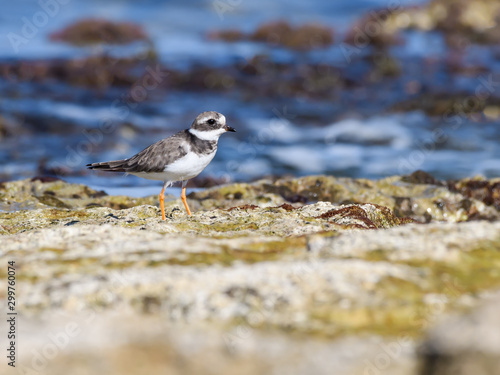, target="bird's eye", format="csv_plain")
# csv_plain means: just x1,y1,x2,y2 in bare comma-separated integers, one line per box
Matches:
207,119,216,125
